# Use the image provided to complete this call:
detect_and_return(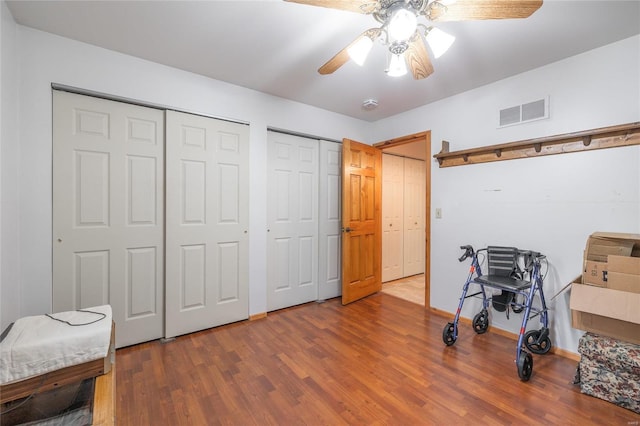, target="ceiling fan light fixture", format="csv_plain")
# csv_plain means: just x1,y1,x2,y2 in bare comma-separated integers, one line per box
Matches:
387,7,418,41
347,36,374,66
387,53,407,77
426,27,455,58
